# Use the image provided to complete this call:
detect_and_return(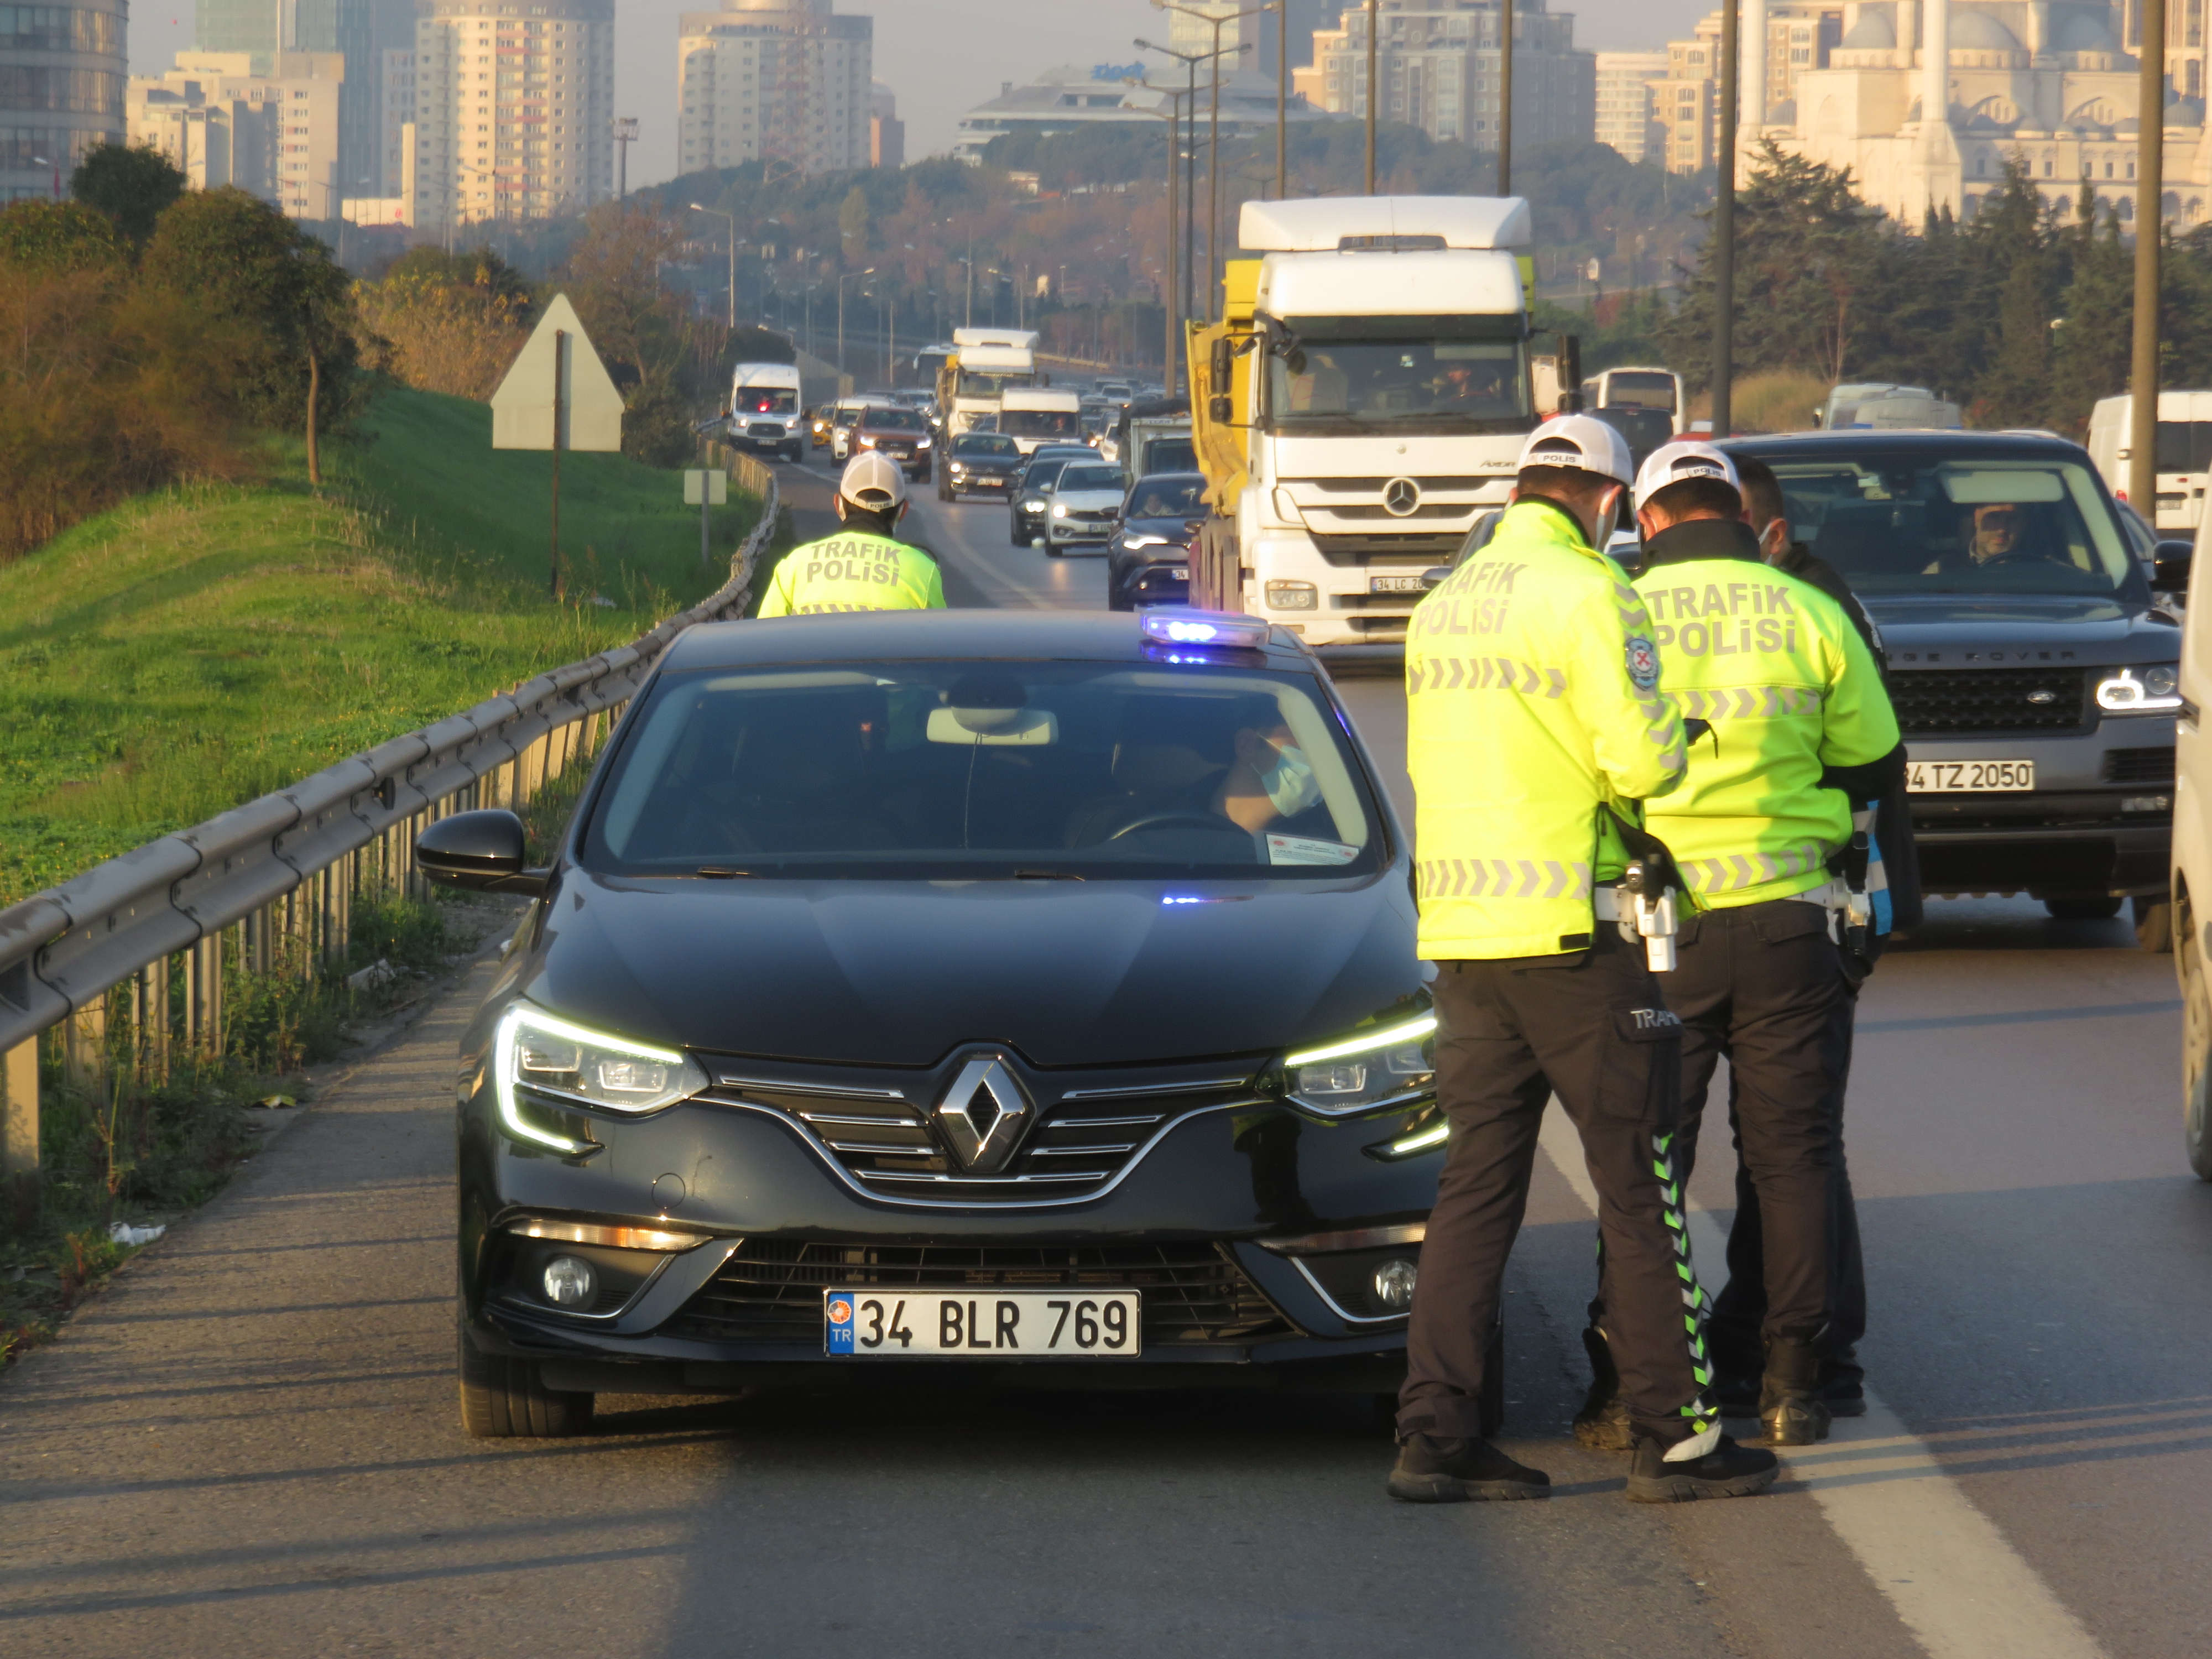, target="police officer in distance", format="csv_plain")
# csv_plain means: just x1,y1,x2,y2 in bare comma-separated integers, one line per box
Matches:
1574,442,1902,1451
758,451,947,618
1391,415,1778,1505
